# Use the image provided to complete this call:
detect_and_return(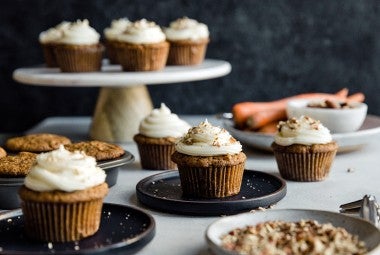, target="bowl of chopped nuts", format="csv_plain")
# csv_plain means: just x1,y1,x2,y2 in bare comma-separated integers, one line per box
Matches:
206,209,380,255
286,99,368,133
